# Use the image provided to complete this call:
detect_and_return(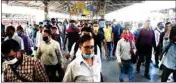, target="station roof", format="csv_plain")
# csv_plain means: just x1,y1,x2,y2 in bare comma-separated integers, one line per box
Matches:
2,0,144,14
